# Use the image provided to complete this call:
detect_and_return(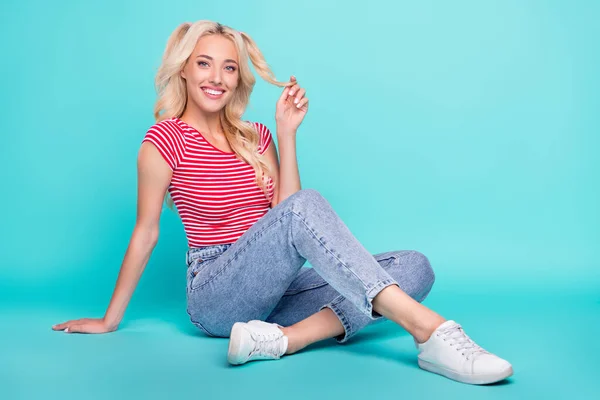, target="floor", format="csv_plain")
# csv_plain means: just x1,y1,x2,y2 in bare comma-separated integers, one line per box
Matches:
3,284,599,399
